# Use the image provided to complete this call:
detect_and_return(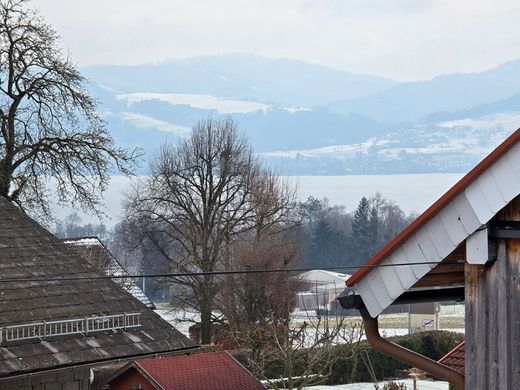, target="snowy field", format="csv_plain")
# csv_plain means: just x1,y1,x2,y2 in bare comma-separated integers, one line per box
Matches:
304,379,449,390
154,304,201,337
117,91,270,114
155,304,457,390
155,304,464,341
53,173,463,226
